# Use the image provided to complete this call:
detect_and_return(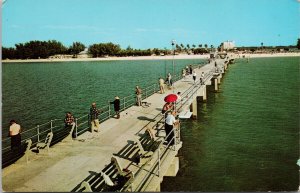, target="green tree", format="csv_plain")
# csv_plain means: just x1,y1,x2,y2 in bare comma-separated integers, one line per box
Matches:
297,39,300,49
175,44,181,52
88,42,121,57
152,48,160,56
204,44,208,49
69,42,85,57
2,47,16,59
180,43,185,50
